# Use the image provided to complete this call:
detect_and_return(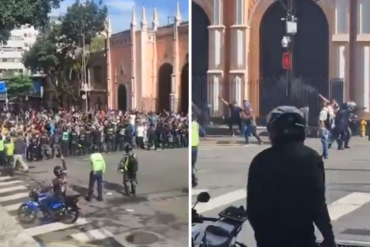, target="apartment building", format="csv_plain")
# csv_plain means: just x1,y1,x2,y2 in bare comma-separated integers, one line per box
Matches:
0,25,38,77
